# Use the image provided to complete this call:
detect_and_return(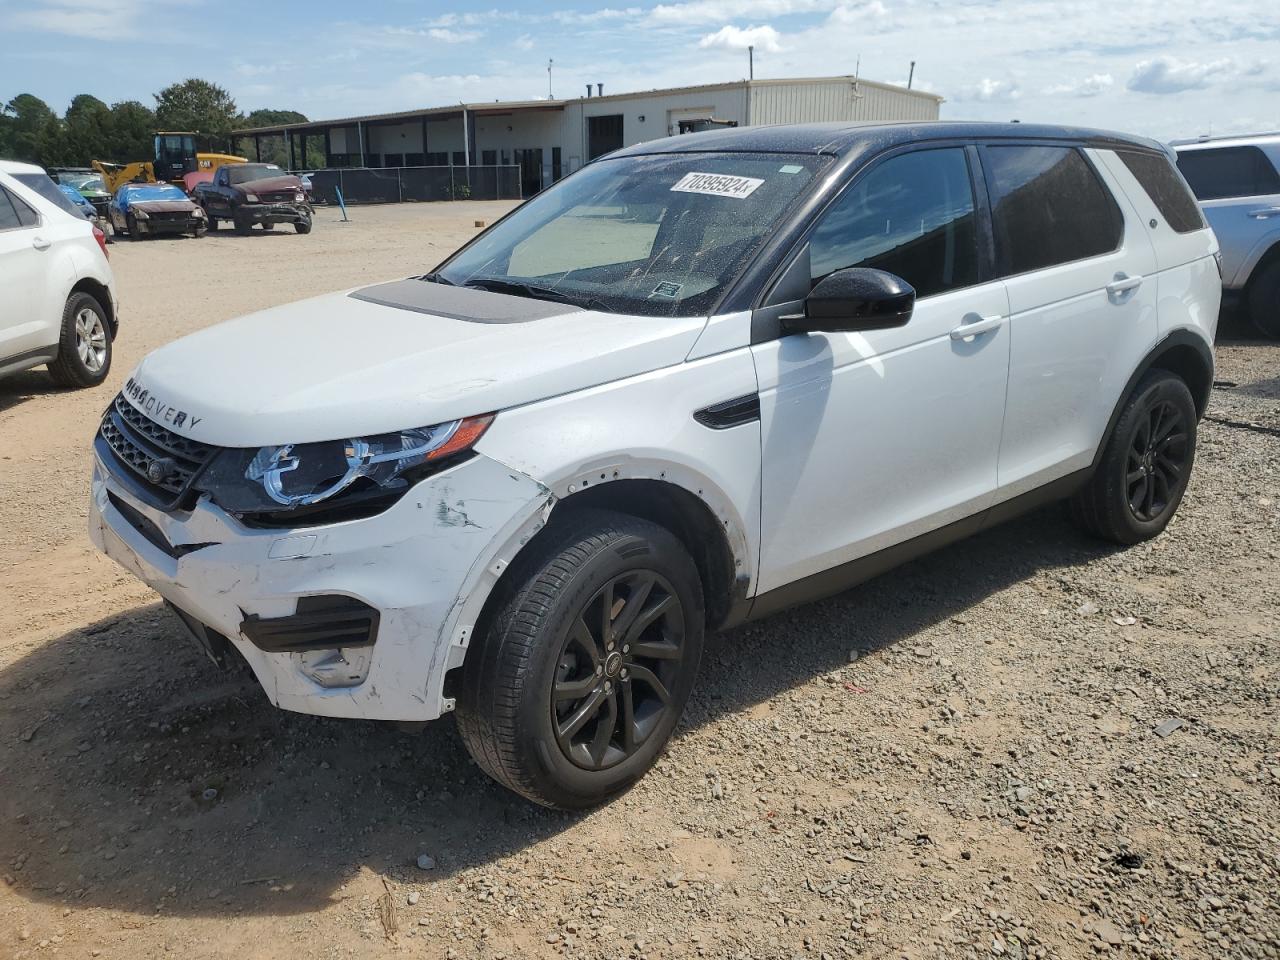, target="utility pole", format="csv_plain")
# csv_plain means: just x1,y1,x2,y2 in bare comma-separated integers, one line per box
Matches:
907,61,916,90
748,45,754,80
547,59,554,99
